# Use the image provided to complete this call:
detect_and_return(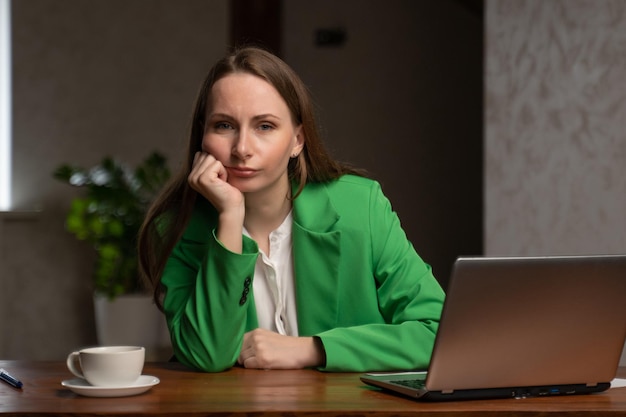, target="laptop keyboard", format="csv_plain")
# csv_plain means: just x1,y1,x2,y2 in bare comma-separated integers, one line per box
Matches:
393,378,427,389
